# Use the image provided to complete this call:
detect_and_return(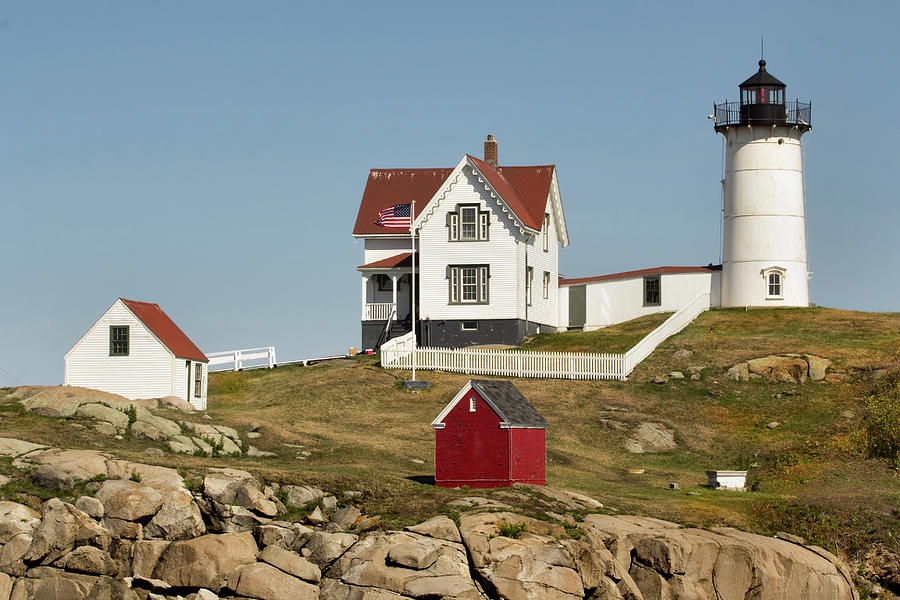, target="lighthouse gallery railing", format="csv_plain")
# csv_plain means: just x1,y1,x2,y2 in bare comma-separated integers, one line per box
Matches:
713,100,811,129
